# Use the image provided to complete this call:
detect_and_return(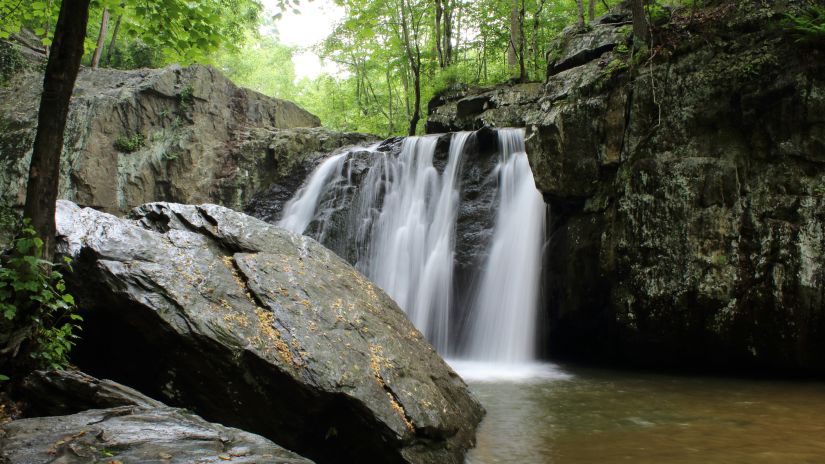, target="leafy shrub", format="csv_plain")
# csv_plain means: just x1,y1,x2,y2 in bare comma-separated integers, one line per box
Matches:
783,7,825,46
108,39,164,70
180,84,194,104
0,43,25,86
114,133,146,153
0,221,82,370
